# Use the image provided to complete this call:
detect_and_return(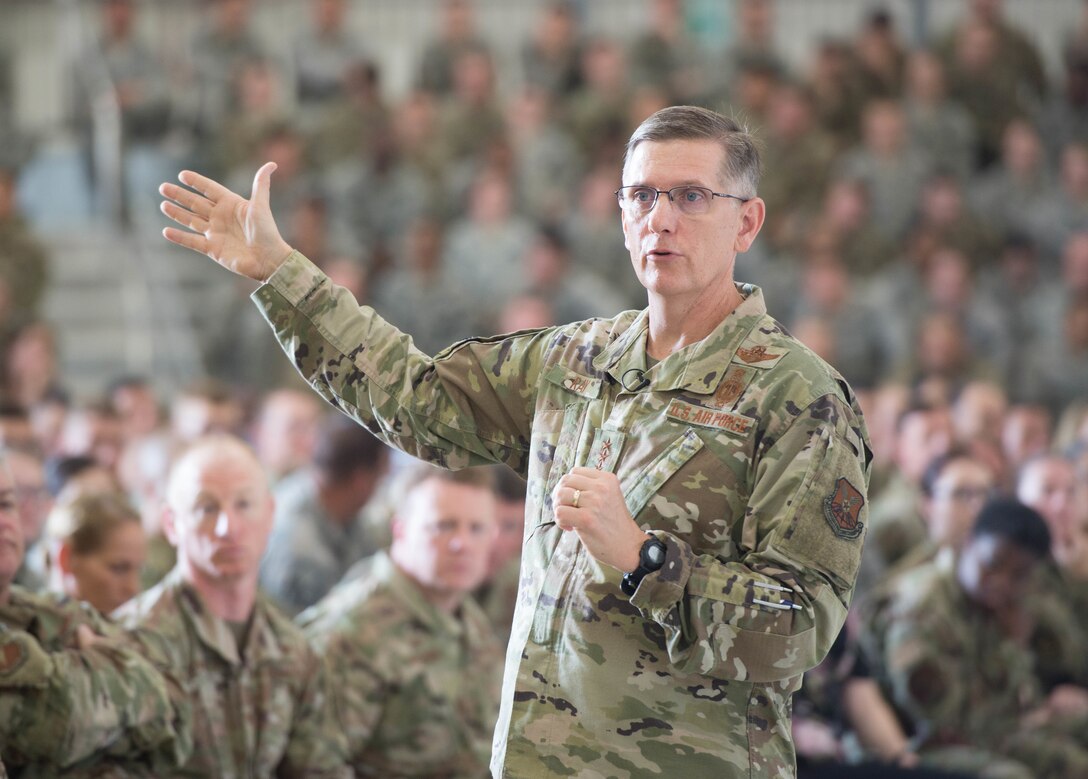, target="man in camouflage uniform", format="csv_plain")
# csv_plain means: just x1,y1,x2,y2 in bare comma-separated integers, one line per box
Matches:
299,464,504,778
1016,455,1088,694
260,413,390,615
160,105,872,776
873,499,1088,778
0,454,189,777
113,435,349,778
